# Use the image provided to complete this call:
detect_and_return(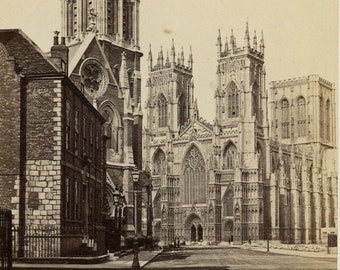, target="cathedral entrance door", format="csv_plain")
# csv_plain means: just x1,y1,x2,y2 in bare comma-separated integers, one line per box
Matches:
191,225,196,241
223,219,233,242
197,224,203,241
185,213,203,242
